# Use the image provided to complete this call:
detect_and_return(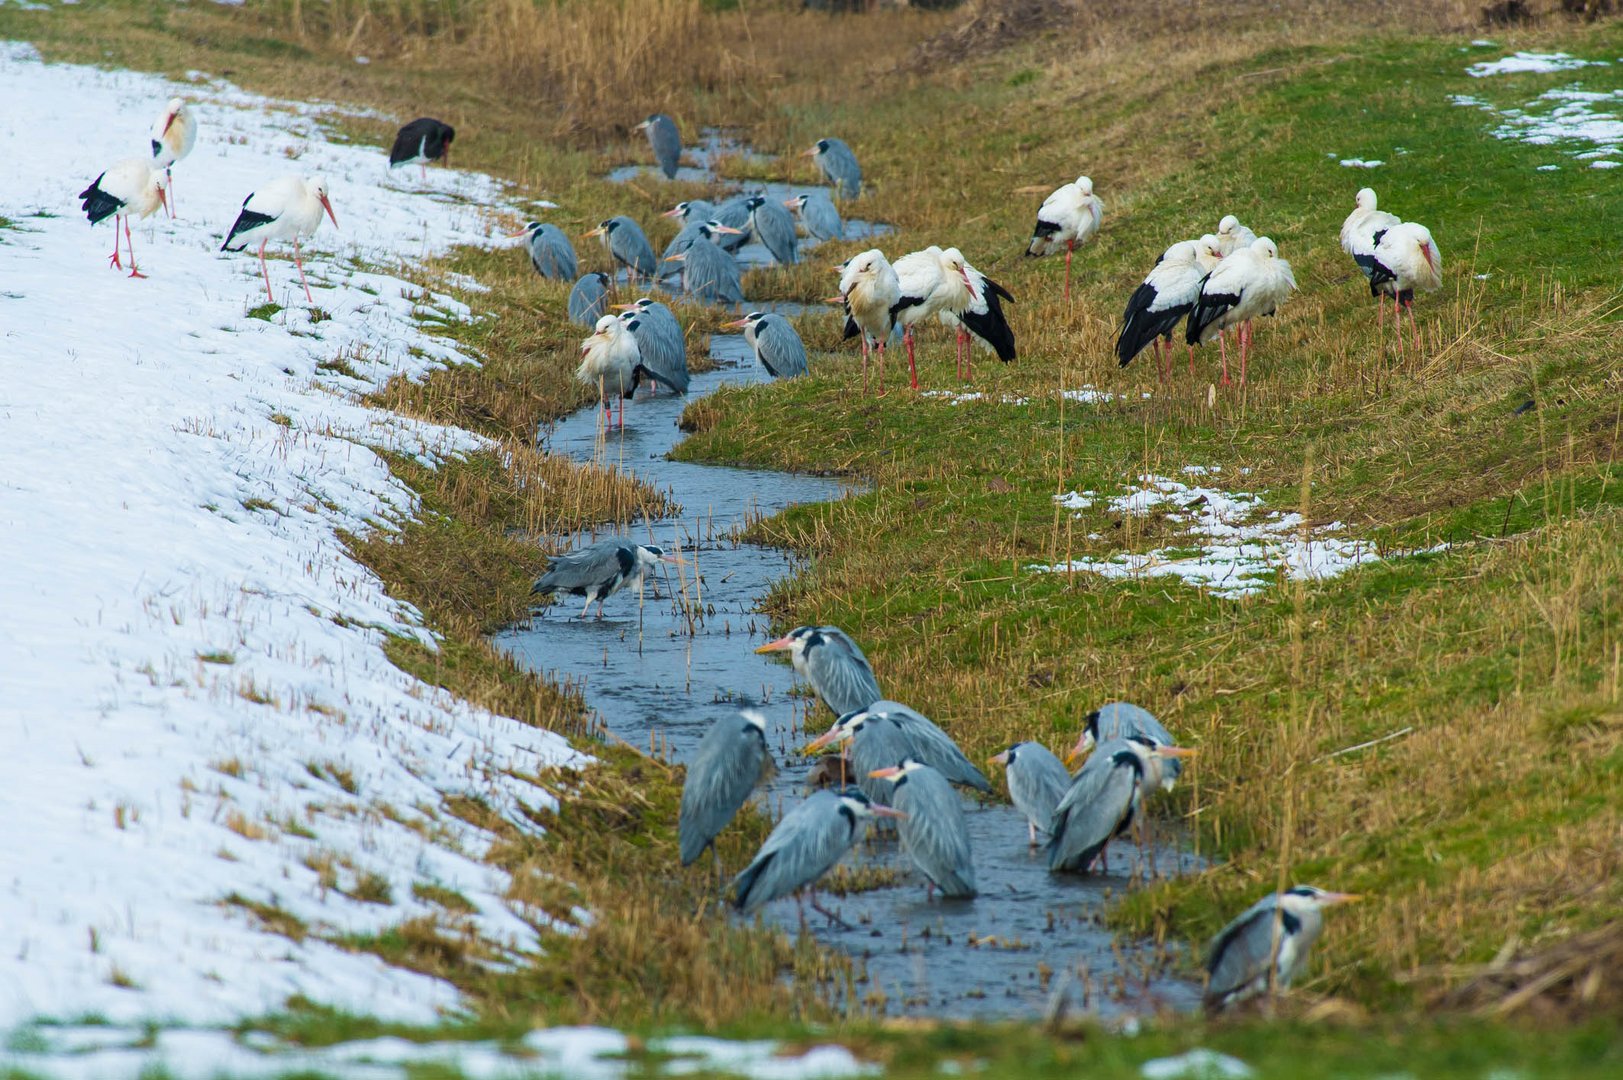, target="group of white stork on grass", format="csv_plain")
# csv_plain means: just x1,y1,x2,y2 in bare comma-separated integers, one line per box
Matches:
76,105,457,300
